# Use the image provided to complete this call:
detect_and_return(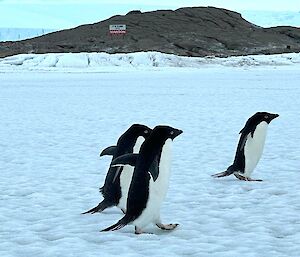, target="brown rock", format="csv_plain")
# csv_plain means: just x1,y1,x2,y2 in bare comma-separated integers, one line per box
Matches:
1,7,300,58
